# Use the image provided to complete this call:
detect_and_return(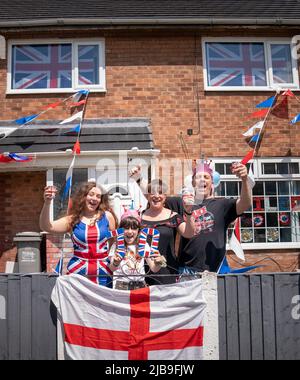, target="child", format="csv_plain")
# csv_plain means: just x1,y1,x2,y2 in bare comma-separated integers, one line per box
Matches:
110,209,166,290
